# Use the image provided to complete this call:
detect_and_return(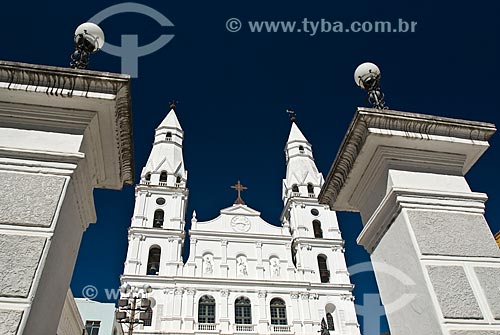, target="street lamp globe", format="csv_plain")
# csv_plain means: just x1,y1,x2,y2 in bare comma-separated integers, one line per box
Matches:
74,22,105,52
354,62,381,90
